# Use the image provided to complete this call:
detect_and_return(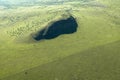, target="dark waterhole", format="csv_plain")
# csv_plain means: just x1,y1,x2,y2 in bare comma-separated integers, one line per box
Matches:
34,16,78,41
